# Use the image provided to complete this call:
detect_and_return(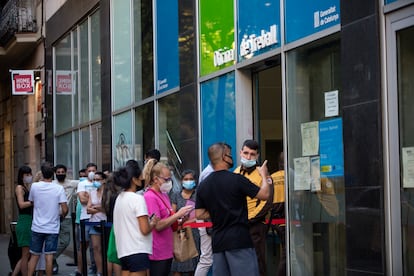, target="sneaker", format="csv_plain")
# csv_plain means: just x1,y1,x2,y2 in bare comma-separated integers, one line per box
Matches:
52,260,59,275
